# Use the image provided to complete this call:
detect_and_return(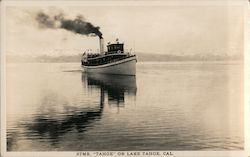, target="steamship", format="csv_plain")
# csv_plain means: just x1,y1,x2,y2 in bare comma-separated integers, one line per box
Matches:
81,38,136,75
